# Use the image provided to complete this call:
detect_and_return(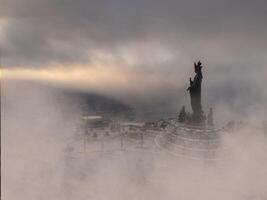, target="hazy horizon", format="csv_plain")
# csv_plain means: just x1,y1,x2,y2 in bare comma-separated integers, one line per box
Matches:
1,0,267,121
